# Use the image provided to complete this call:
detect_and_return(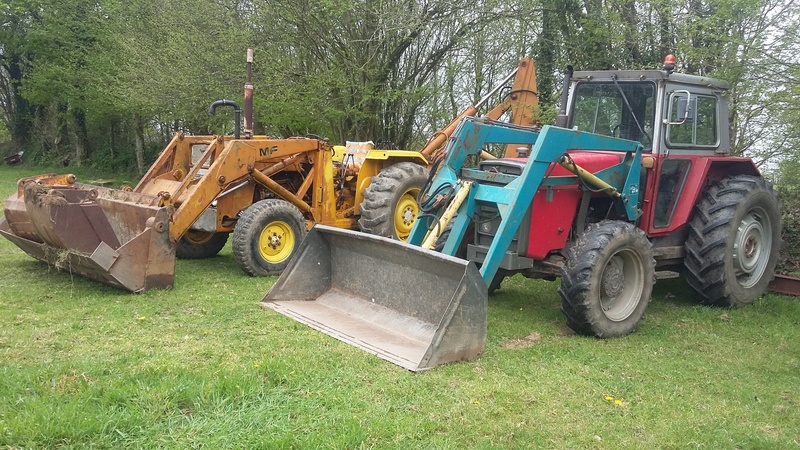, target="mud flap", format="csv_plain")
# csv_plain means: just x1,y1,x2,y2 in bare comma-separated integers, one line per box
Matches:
0,182,175,292
260,225,488,371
